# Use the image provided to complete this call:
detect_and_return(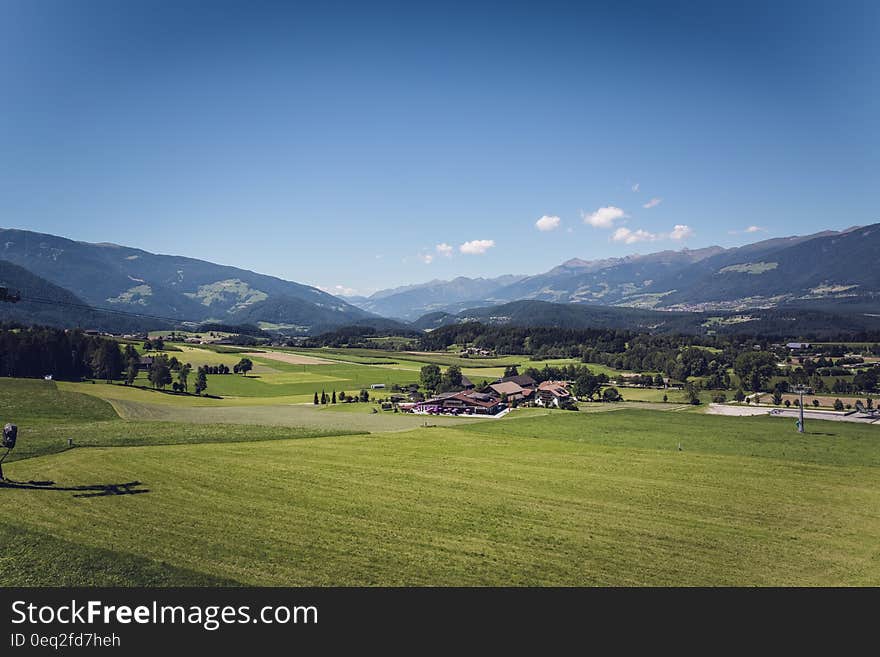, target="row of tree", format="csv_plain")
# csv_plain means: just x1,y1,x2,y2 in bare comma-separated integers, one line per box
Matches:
0,327,125,380
313,389,370,404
